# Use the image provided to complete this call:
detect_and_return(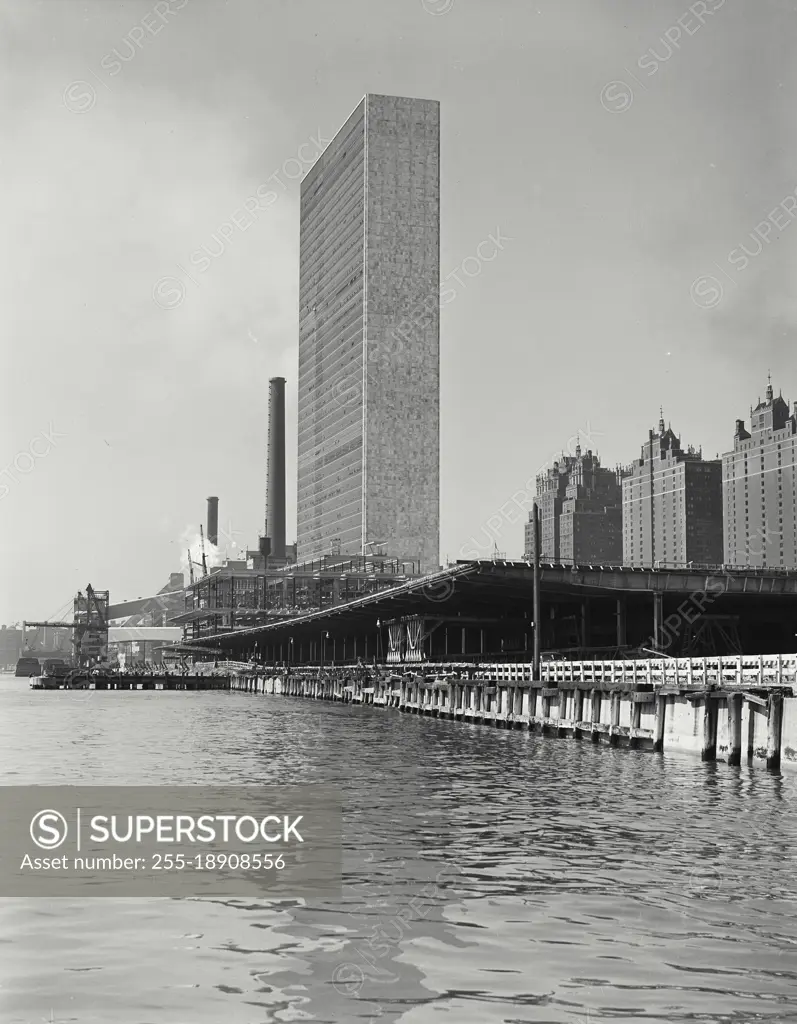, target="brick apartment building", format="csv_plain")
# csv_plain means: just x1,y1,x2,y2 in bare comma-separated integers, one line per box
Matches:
722,379,797,567
528,446,624,564
622,415,722,567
